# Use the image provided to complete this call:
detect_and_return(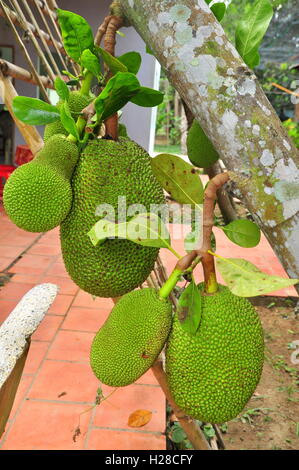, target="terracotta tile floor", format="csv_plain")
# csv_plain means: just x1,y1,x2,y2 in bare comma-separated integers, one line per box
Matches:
0,192,297,450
